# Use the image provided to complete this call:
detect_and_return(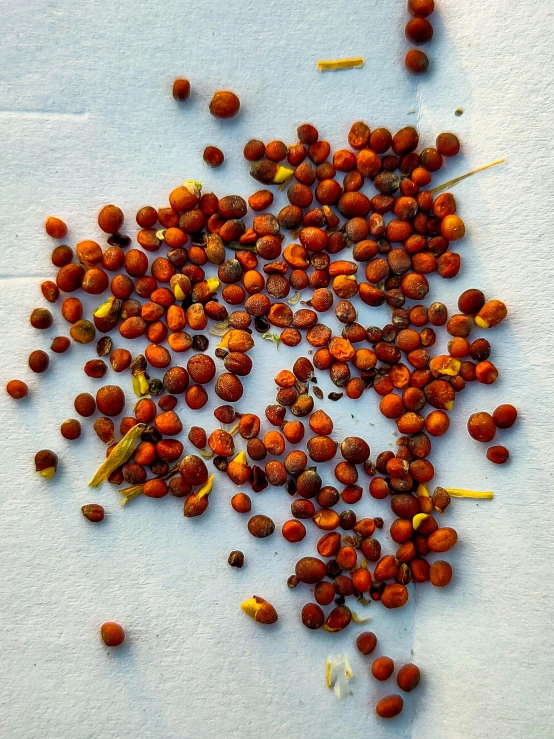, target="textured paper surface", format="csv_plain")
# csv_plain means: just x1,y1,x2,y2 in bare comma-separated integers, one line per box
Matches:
1,0,553,737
